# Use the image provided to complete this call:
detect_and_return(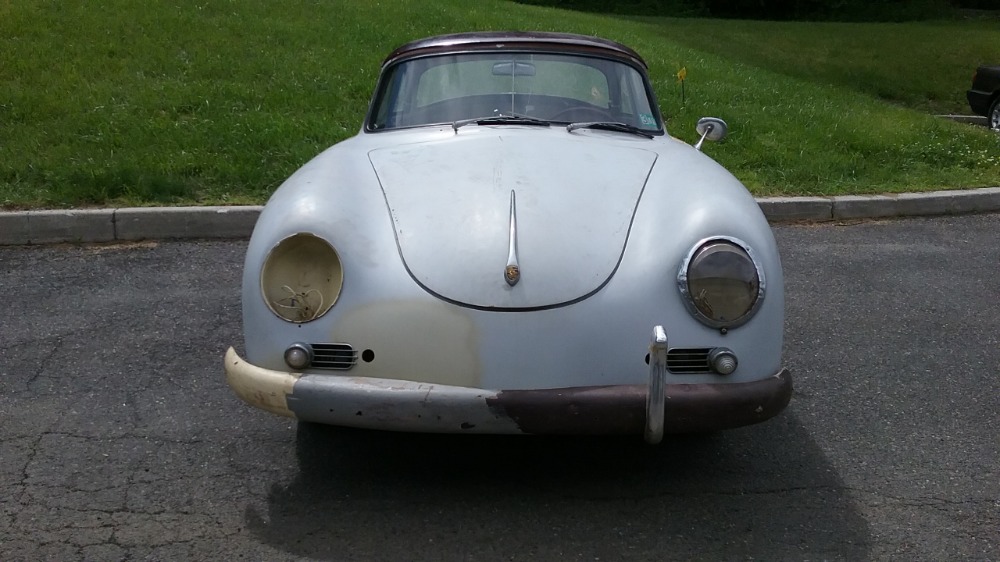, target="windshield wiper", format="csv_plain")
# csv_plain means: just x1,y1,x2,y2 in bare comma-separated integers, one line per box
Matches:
566,121,654,139
453,113,551,132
